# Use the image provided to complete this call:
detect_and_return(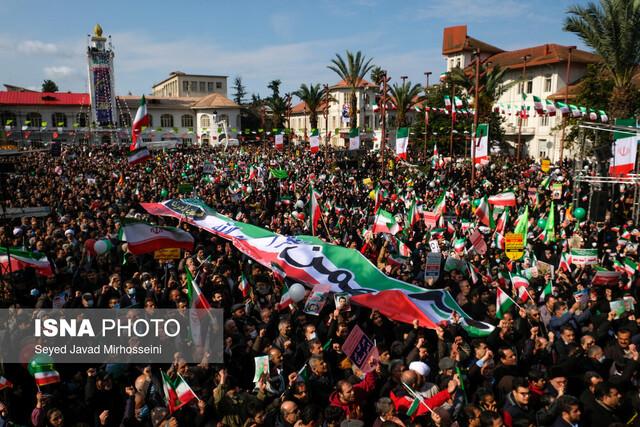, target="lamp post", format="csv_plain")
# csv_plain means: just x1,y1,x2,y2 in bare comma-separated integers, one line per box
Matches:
424,71,432,162
323,84,330,162
471,48,481,186
558,45,576,165
516,54,531,161
380,71,390,178
449,79,455,157
400,75,408,85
